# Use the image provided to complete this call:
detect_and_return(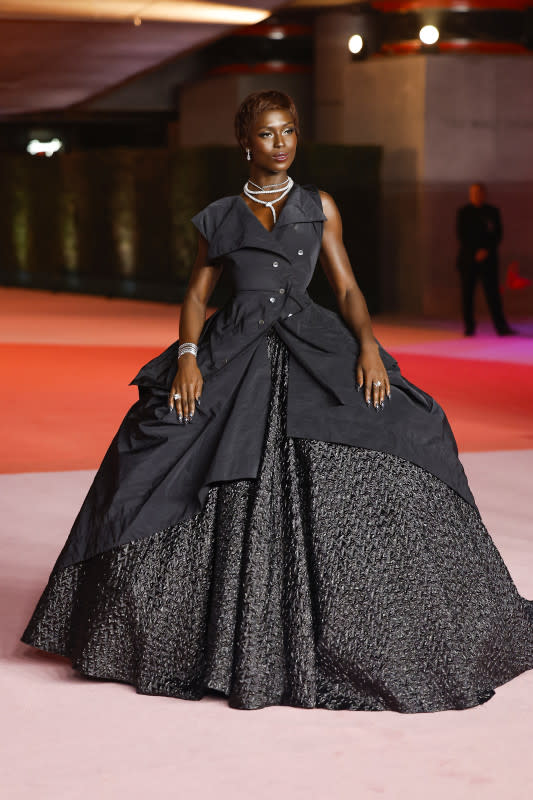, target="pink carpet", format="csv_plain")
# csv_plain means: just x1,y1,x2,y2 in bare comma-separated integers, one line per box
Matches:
2,288,533,800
